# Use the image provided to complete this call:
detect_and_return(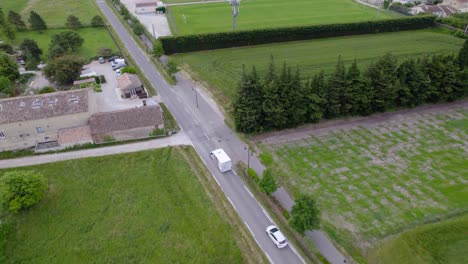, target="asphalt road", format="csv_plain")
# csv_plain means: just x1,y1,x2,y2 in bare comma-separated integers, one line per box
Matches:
96,1,305,263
